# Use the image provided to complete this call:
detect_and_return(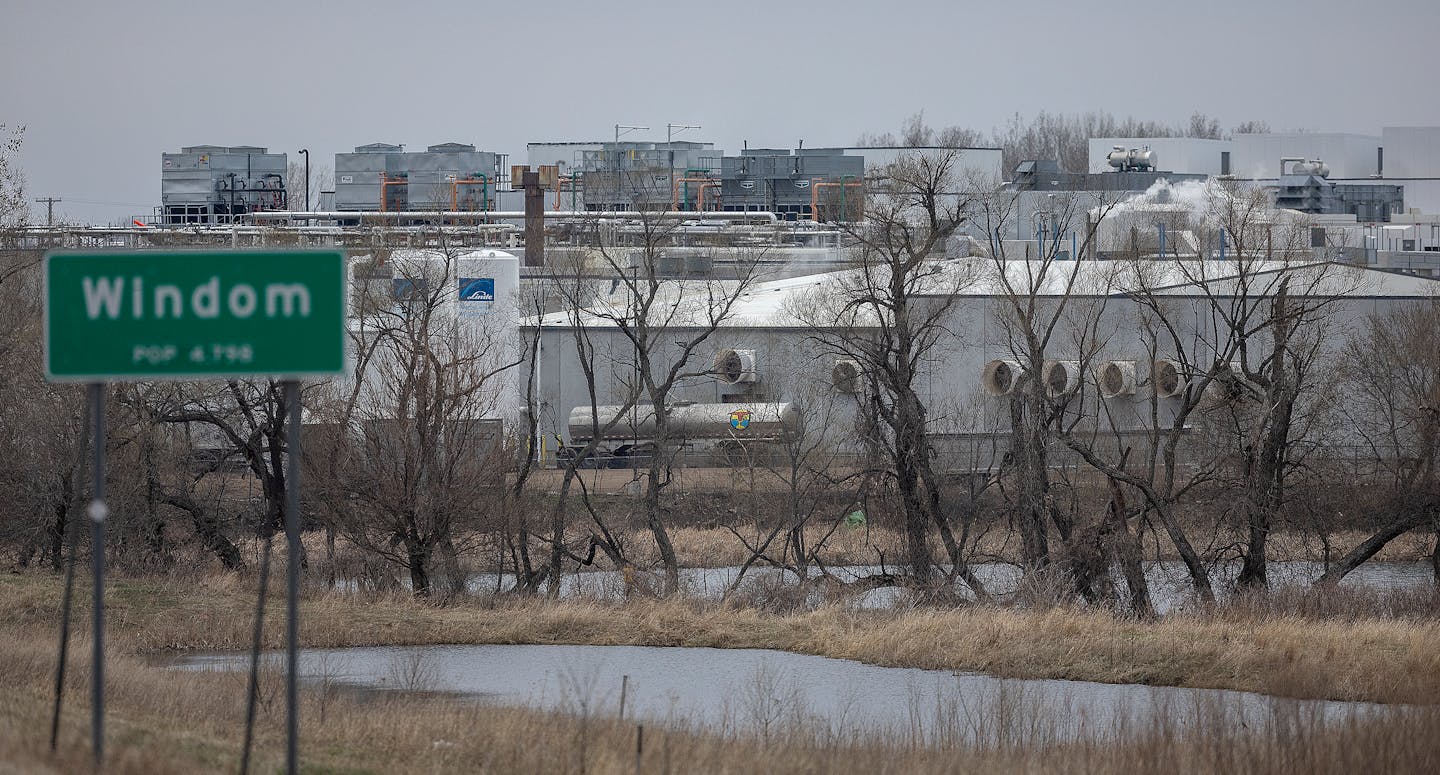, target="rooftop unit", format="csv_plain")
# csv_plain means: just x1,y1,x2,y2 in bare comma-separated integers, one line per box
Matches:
576,140,722,211
720,148,863,220
160,145,287,225
335,142,506,212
